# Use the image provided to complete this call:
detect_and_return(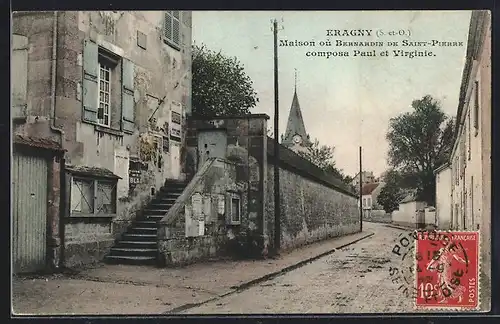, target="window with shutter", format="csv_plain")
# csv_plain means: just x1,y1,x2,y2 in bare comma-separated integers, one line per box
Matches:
164,11,181,49
12,35,28,118
83,40,121,128
121,59,135,133
82,40,99,123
